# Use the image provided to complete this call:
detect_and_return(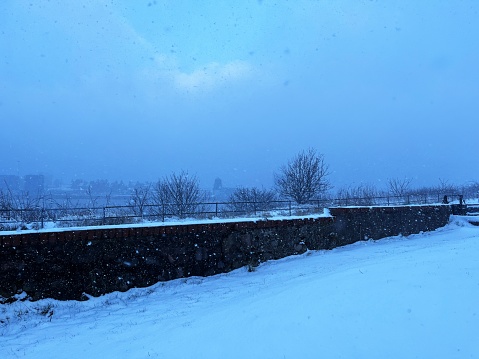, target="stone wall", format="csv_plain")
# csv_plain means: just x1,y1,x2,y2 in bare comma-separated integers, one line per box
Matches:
329,205,452,243
0,205,452,301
